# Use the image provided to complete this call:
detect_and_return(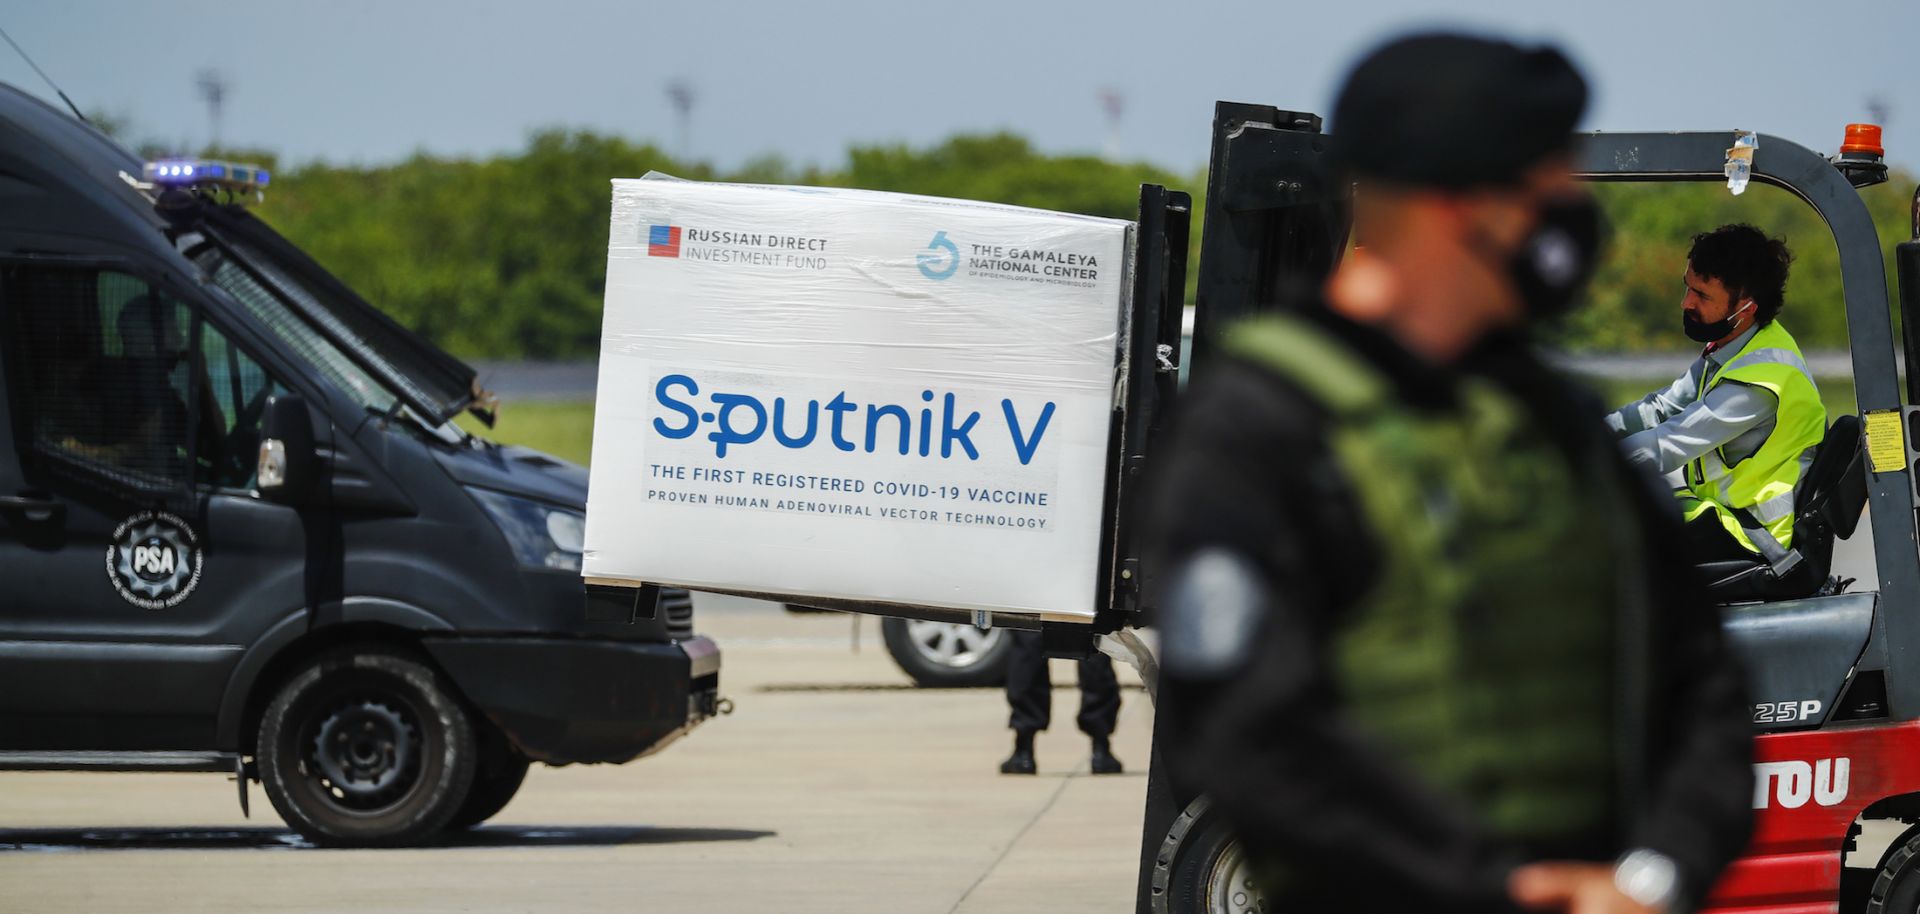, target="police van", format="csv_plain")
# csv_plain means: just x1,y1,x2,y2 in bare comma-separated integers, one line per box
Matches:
0,82,720,846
